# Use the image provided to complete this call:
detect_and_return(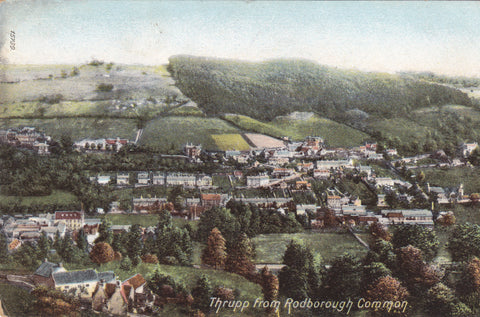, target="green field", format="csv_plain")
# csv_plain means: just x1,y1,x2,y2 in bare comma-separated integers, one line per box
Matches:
420,166,480,193
368,117,431,142
0,117,139,141
223,114,286,138
253,232,368,264
0,190,78,207
139,116,241,151
211,134,251,151
98,262,262,302
224,113,369,147
0,283,35,316
271,114,369,147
